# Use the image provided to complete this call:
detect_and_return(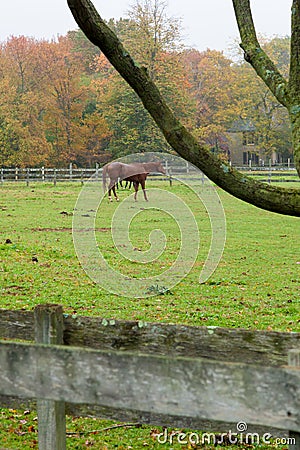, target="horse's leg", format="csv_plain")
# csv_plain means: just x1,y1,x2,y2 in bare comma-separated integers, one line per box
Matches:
108,183,113,202
141,178,148,201
108,179,119,202
112,182,119,201
124,179,131,189
133,181,139,201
